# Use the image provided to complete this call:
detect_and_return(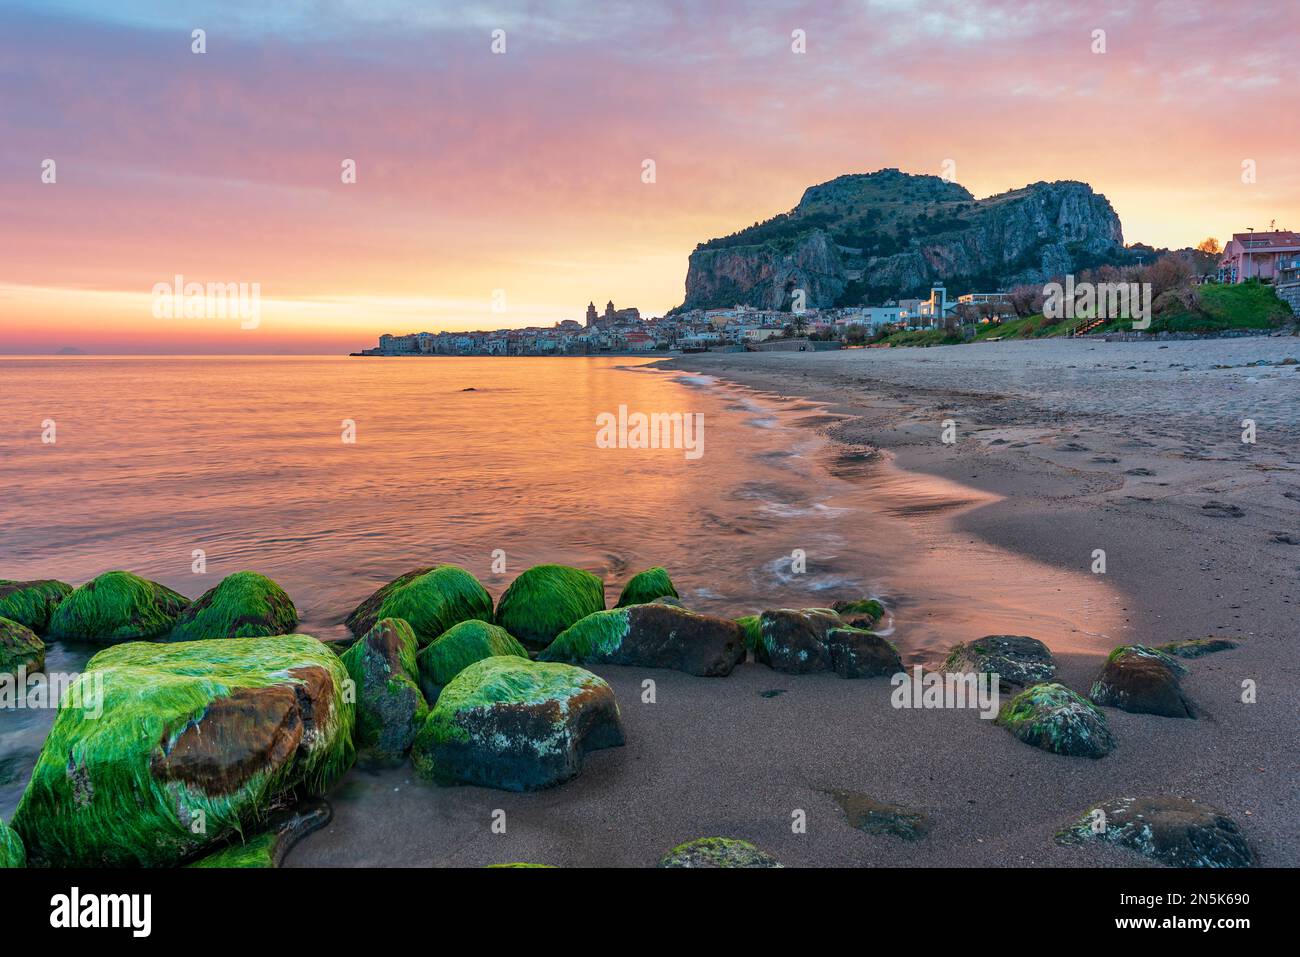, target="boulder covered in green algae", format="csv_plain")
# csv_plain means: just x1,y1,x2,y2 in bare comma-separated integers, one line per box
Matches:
346,565,493,646
12,634,354,867
340,618,428,765
831,598,886,630
416,619,528,703
1156,637,1239,659
540,603,745,676
755,608,844,674
0,617,45,676
1056,796,1255,867
826,626,902,678
0,815,23,868
614,567,679,608
494,564,606,651
0,579,72,633
167,571,298,642
412,656,624,791
998,682,1116,758
46,571,189,644
736,615,762,652
658,837,782,868
1090,645,1194,718
944,634,1057,689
